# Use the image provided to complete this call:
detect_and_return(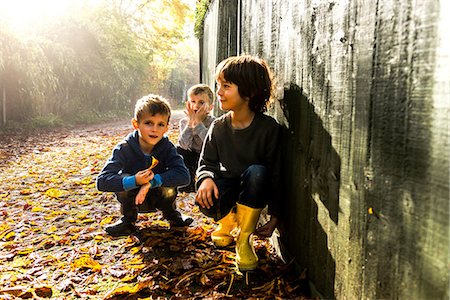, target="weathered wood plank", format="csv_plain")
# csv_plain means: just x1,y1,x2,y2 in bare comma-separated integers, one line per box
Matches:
201,0,449,298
